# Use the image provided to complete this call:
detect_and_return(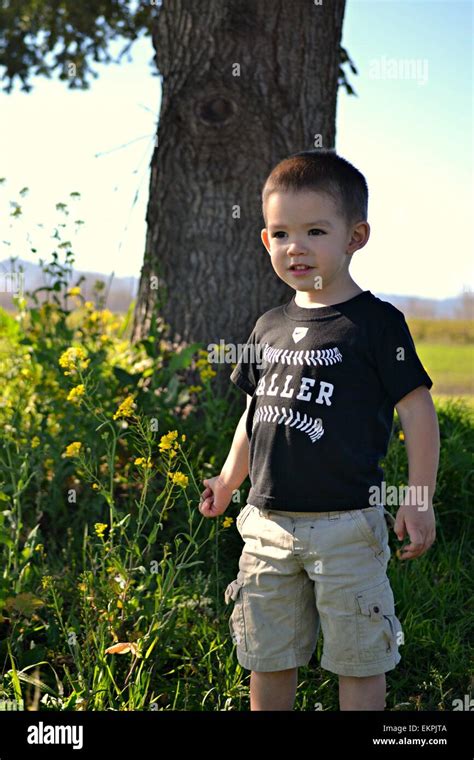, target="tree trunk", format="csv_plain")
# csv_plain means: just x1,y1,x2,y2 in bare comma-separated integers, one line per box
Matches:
132,0,346,357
